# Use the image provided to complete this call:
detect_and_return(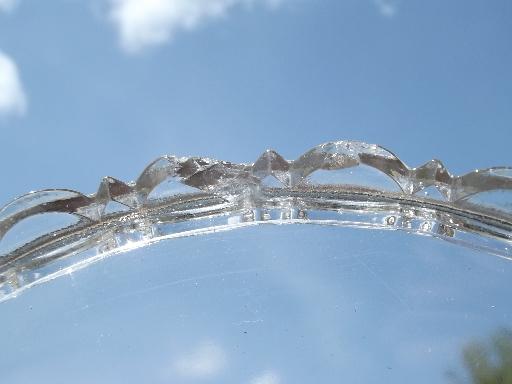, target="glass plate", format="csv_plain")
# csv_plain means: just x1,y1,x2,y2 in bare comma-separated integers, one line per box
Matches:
1,141,511,383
